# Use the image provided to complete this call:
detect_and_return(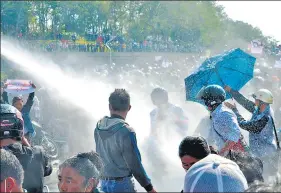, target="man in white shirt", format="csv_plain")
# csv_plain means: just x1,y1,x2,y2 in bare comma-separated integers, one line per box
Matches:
149,87,189,137
146,87,189,184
